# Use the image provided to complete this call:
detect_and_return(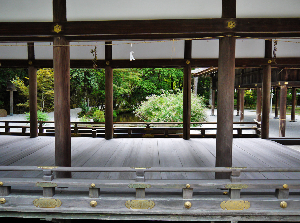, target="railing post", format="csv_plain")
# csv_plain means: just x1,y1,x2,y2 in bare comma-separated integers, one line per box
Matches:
42,169,55,197
182,184,193,199
0,181,11,196
38,122,44,134
5,121,9,133
276,184,289,199
89,183,100,198
135,169,146,198
229,169,241,199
